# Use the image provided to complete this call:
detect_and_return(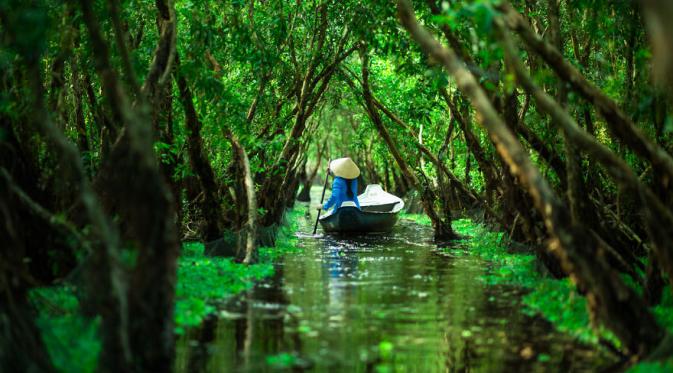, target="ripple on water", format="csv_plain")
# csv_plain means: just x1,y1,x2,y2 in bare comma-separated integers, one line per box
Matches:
176,202,616,373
